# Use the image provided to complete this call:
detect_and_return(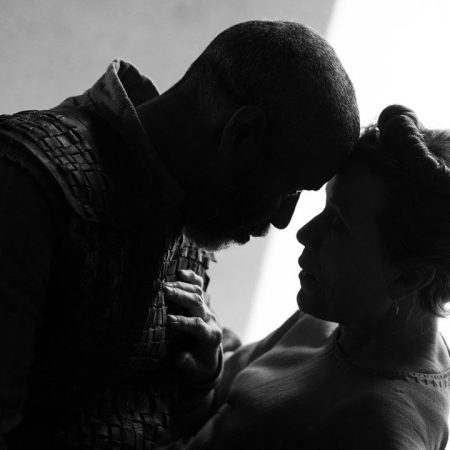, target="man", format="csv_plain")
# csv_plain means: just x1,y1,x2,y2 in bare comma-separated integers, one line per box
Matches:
0,20,359,449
